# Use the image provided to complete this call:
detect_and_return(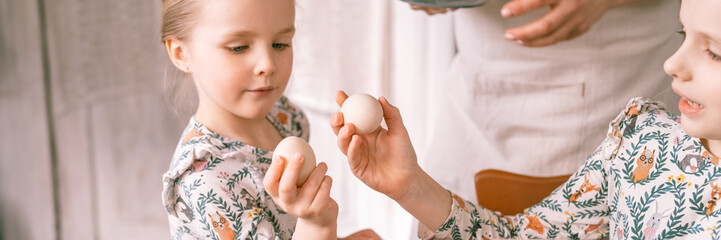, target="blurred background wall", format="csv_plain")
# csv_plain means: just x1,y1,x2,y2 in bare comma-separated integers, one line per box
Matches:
0,0,454,239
